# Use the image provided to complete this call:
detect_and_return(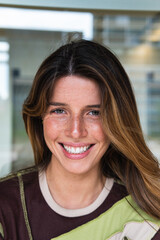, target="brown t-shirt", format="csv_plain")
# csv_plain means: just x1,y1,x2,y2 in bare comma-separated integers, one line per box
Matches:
0,167,159,240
